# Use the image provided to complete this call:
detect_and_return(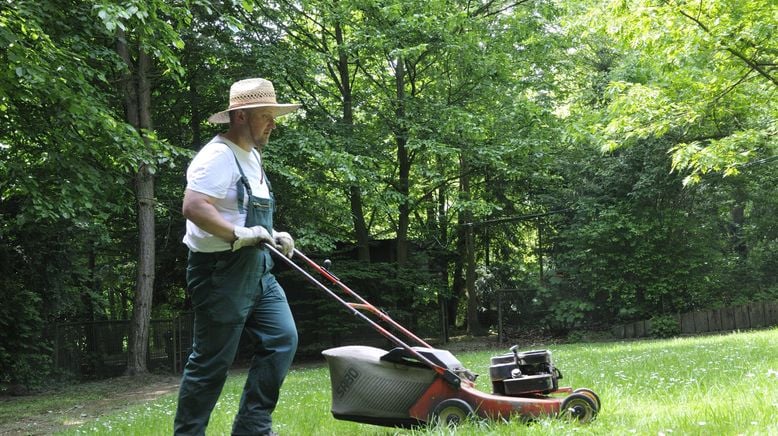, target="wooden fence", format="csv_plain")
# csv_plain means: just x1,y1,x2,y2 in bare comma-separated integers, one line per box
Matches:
612,300,778,339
